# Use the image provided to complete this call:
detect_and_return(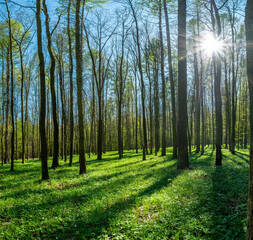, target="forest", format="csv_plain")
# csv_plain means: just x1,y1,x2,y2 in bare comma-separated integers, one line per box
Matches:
0,0,253,239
